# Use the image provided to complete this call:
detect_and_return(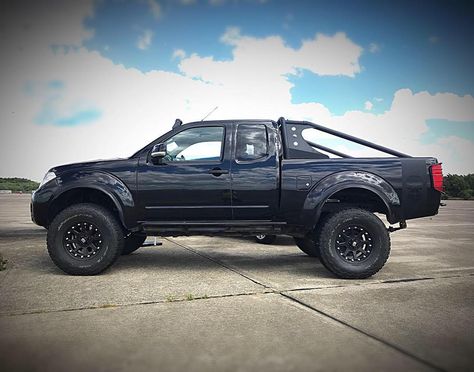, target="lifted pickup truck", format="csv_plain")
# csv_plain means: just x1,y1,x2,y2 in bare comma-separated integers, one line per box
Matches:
31,117,443,278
